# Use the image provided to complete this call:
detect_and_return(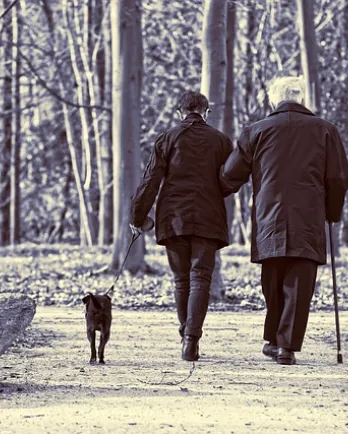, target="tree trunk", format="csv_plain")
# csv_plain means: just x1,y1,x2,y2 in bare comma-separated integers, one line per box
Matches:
47,162,72,243
41,0,95,246
296,0,321,114
224,0,236,245
110,0,144,272
63,0,98,244
245,0,255,119
201,0,227,131
97,0,113,245
237,0,255,246
72,0,109,246
297,0,338,256
201,0,228,302
10,1,21,245
0,0,13,246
